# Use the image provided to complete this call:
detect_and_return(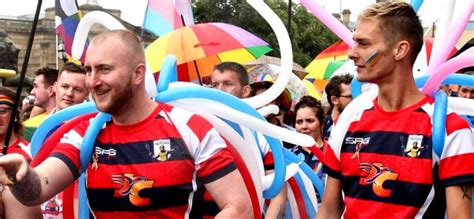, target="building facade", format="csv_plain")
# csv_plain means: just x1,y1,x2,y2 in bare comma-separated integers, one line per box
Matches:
0,2,155,79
